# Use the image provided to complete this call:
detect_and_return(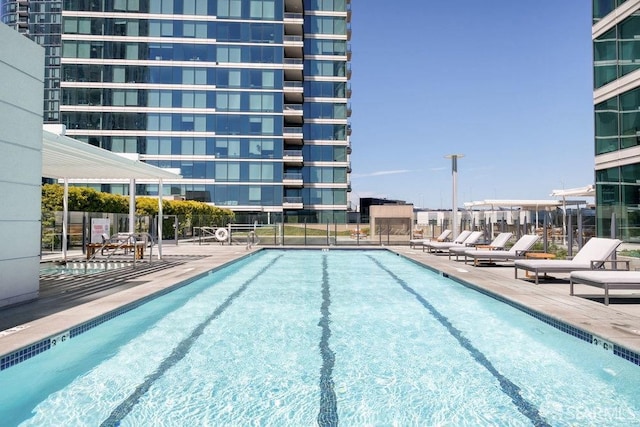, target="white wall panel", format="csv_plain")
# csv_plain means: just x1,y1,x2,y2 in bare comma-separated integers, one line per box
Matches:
0,23,44,308
0,258,39,307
